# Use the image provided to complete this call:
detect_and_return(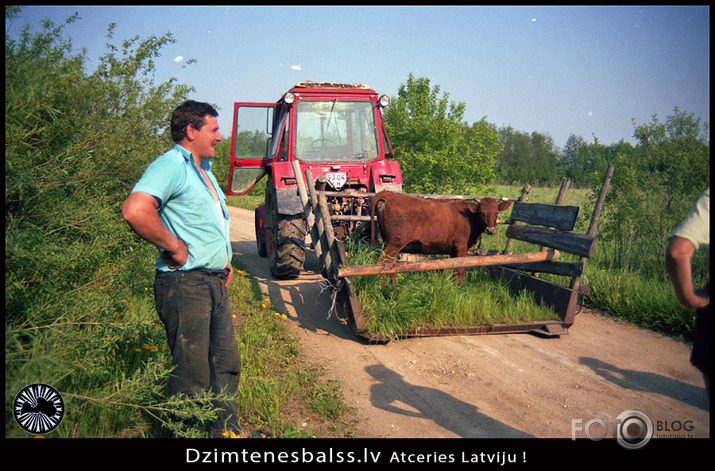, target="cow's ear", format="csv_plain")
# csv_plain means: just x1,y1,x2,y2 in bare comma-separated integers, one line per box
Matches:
498,200,512,211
